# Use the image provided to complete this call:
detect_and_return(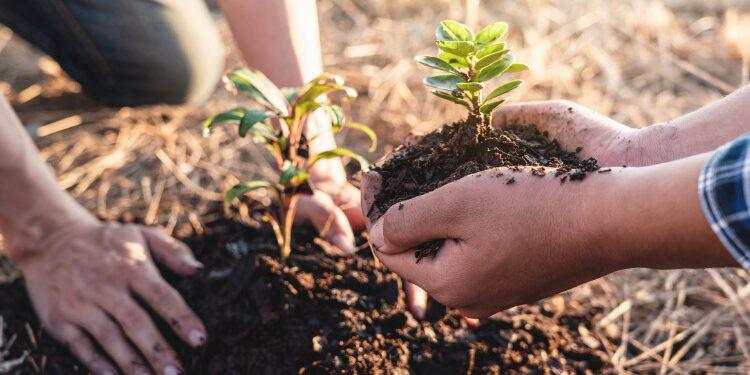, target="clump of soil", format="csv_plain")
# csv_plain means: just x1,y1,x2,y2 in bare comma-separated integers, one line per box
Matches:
371,118,599,260
0,217,610,374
